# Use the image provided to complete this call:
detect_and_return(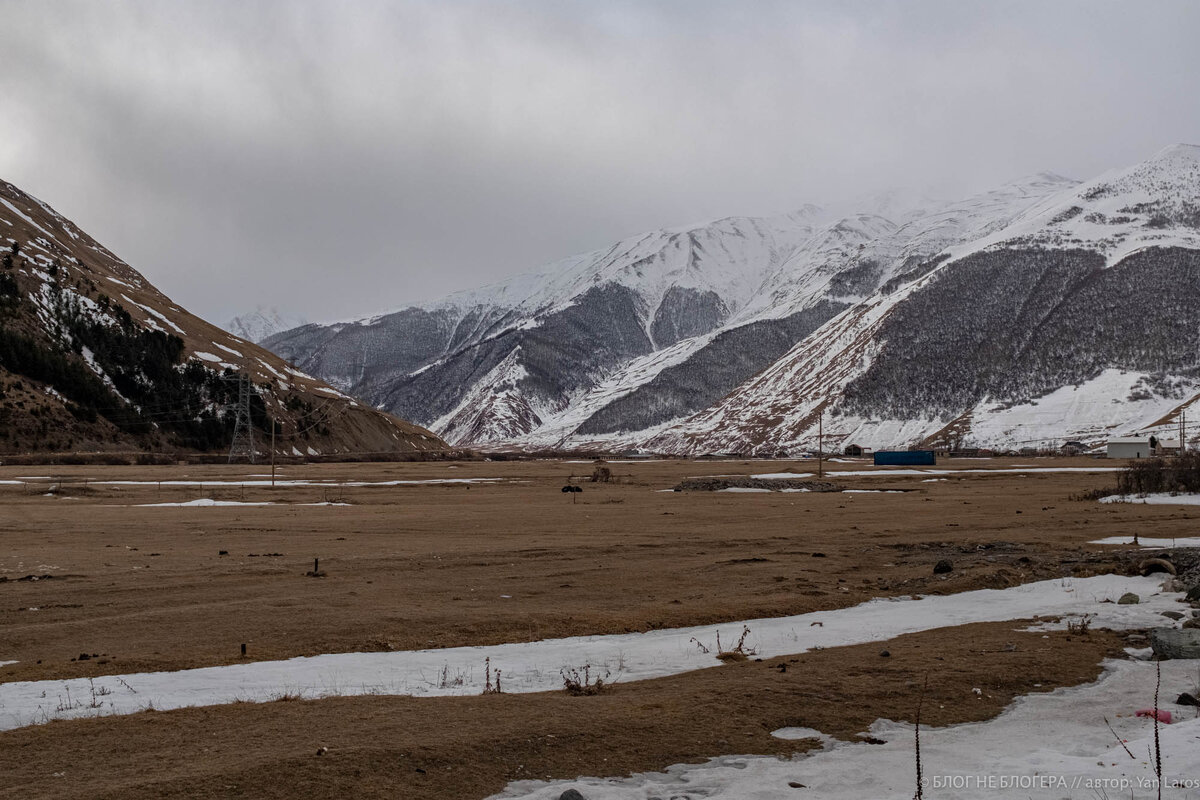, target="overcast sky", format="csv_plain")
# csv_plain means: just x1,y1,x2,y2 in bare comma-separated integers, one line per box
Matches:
2,1,1198,326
